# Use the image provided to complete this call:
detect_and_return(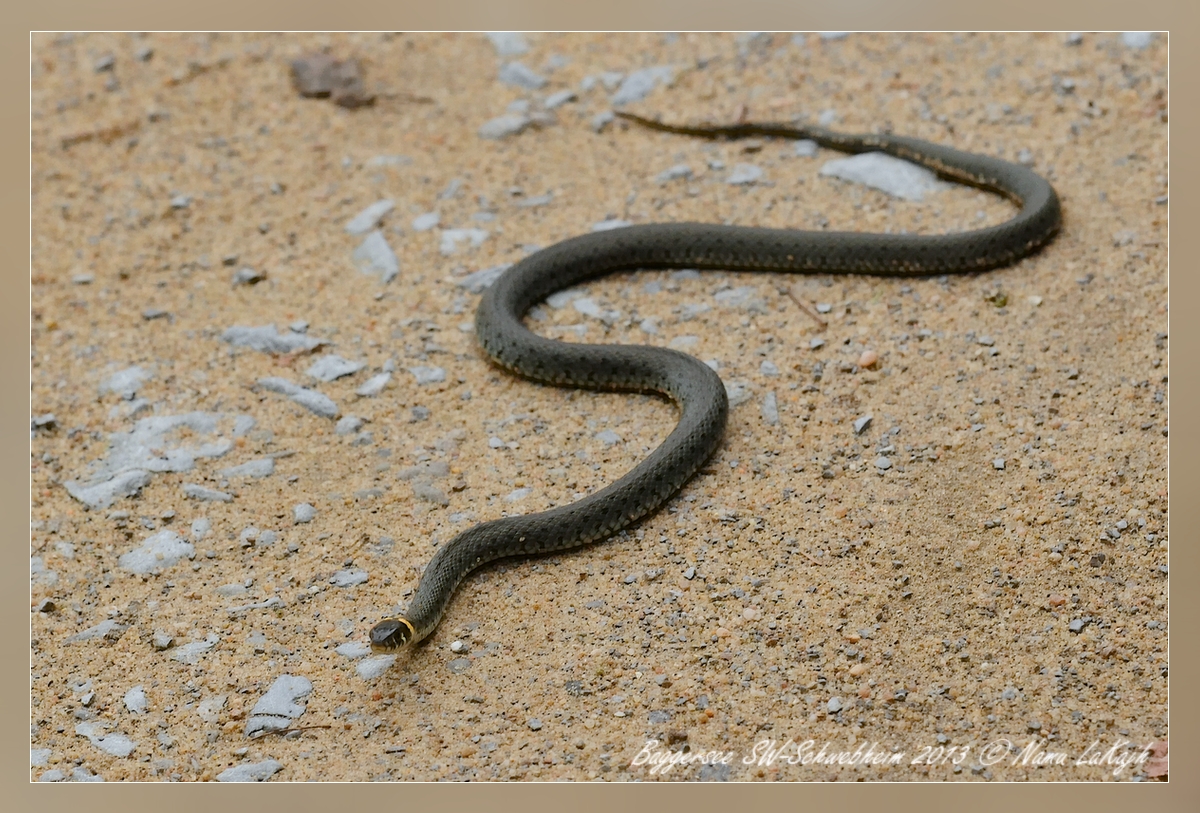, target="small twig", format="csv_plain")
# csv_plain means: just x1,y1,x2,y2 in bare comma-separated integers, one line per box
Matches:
801,549,826,567
377,91,436,105
256,724,333,738
785,287,828,328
